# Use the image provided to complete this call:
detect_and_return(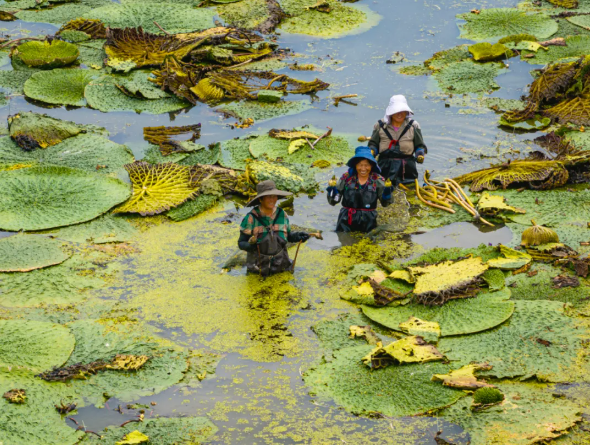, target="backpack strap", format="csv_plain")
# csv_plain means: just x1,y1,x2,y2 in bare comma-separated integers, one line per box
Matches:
249,207,283,229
